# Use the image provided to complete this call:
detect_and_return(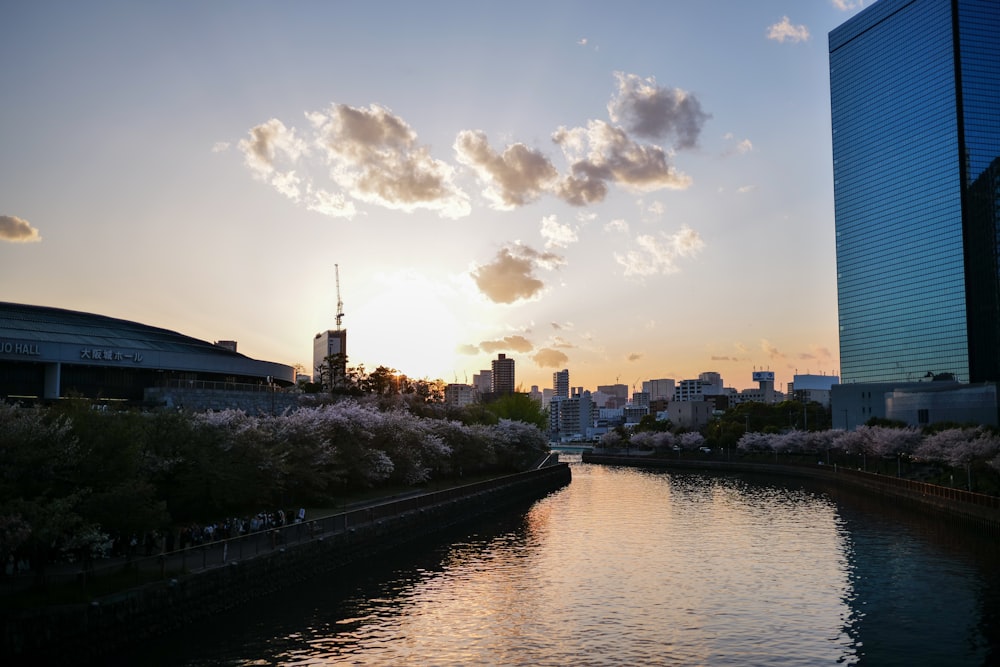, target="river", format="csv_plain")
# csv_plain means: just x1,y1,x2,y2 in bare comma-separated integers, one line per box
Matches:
113,458,1000,666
